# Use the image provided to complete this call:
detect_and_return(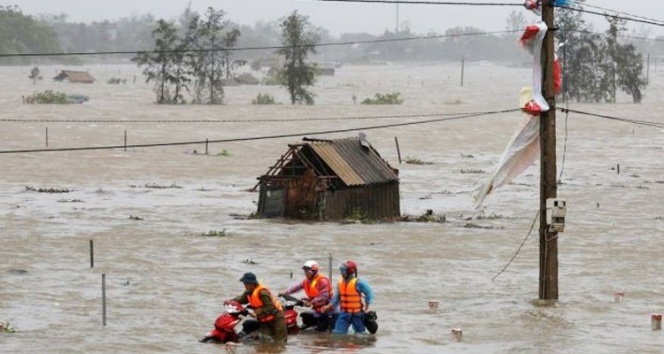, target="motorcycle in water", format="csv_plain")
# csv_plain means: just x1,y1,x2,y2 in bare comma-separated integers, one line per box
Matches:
280,294,378,335
200,296,301,344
